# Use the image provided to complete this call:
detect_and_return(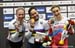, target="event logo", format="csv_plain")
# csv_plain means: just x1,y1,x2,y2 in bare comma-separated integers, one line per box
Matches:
4,14,14,21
